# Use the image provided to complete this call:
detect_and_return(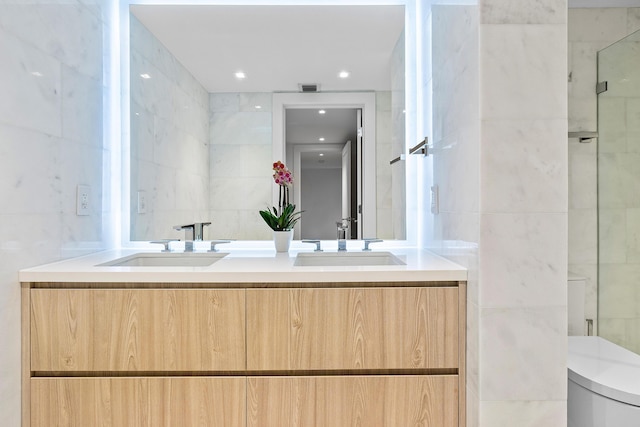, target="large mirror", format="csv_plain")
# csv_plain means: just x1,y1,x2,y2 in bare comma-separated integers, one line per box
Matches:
127,3,408,242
